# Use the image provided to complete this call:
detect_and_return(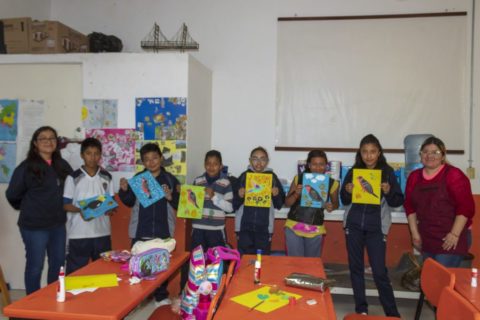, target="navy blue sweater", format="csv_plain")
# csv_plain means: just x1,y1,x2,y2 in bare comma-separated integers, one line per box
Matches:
340,165,404,232
6,159,73,229
118,169,180,239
